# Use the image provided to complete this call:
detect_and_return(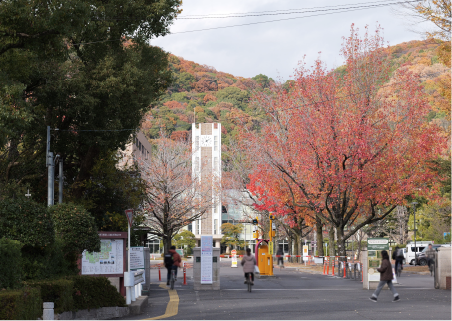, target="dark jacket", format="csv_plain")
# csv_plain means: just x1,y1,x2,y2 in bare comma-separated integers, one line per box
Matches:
377,258,393,281
276,248,284,256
